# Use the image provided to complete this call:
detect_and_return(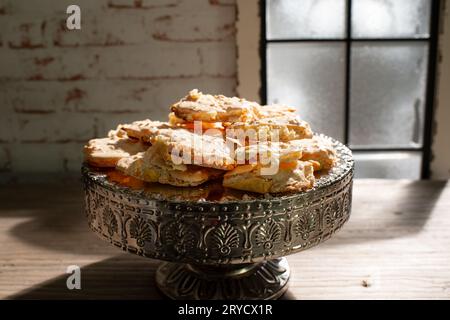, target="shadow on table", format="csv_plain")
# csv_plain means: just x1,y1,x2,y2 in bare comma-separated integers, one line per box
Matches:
9,254,166,300
324,180,447,247
279,290,298,300
10,253,297,300
0,182,117,255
